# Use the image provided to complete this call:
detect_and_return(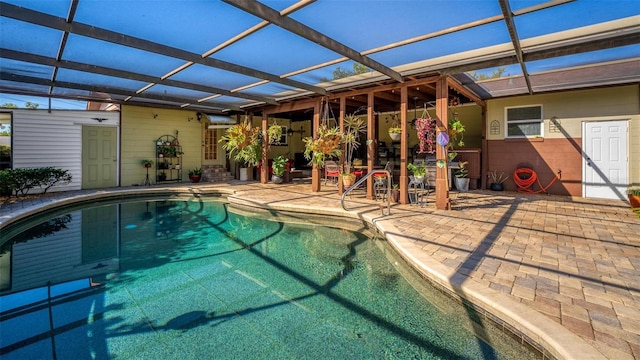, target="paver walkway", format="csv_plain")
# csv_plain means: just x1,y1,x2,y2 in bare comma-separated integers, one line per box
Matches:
1,181,639,360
